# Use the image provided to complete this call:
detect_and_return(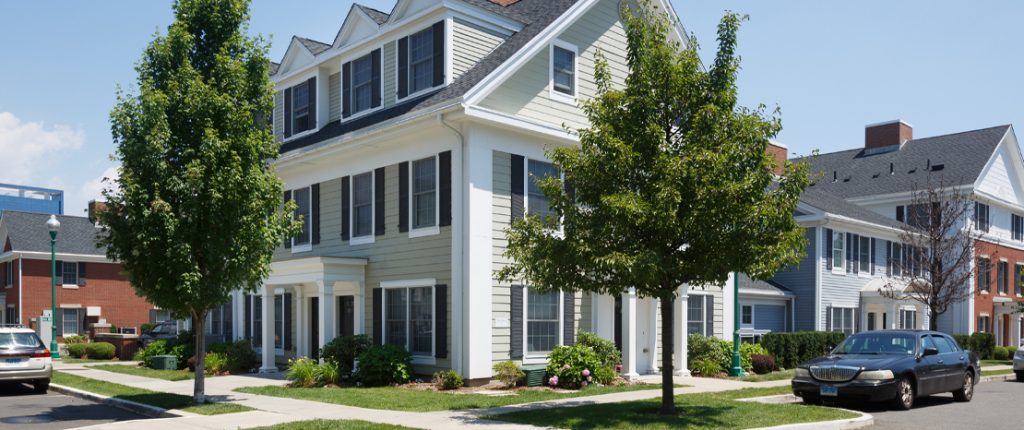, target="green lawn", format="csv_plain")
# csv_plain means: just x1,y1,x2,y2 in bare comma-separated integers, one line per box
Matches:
60,358,129,364
981,360,1013,367
249,420,418,430
90,364,194,381
488,387,856,430
235,383,682,412
737,369,794,382
52,371,252,415
982,368,1015,376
